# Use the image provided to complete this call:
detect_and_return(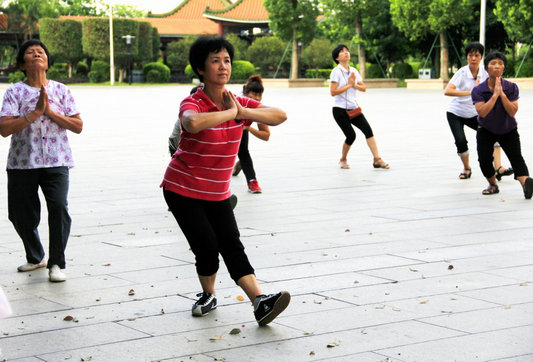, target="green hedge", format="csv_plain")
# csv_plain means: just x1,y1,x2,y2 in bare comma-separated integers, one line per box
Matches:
231,60,255,80
184,61,255,81
88,60,110,83
142,62,170,83
305,69,332,79
47,63,69,80
9,71,25,83
391,62,414,79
